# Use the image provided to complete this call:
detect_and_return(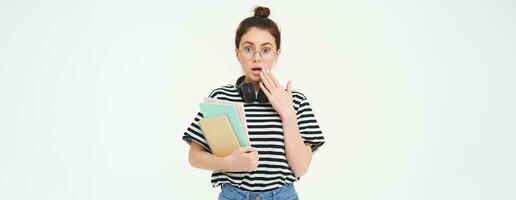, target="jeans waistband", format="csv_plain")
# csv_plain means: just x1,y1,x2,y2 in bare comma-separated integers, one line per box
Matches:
220,182,298,200
222,182,294,194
